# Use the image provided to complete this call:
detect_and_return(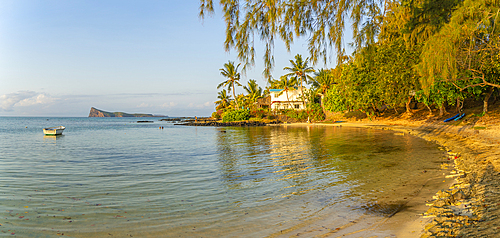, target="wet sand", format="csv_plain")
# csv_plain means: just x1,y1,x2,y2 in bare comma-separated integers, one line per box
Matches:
283,119,500,237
